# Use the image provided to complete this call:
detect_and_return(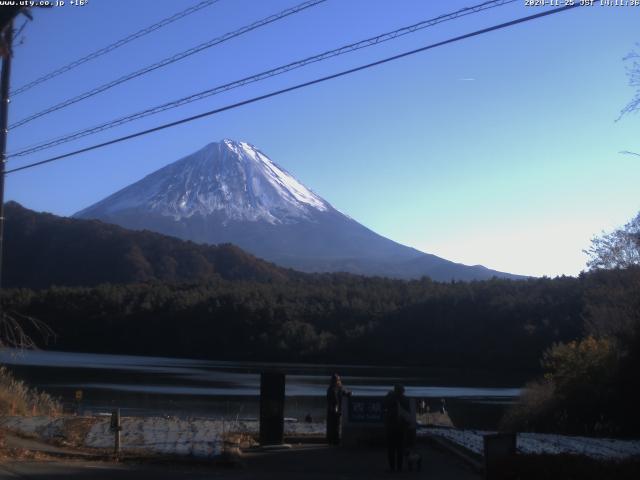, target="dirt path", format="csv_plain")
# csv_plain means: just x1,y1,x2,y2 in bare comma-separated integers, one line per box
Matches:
237,443,479,479
2,432,96,458
0,439,479,479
